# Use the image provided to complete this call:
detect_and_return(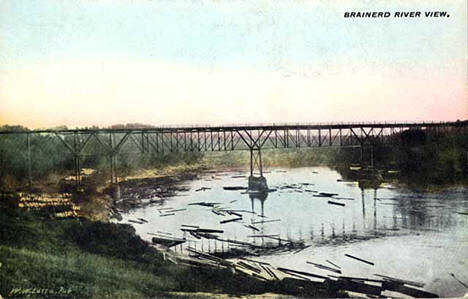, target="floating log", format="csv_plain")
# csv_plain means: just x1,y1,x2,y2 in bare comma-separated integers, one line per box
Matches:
158,207,174,211
334,197,355,201
374,274,425,288
227,209,256,214
450,273,468,289
226,211,243,217
196,228,224,234
137,218,148,223
381,281,438,298
277,267,328,280
128,219,144,224
326,260,341,269
292,245,311,254
160,213,175,217
229,200,238,203
165,208,186,213
231,175,246,178
328,201,345,207
152,236,185,248
319,192,338,197
195,187,211,192
239,257,271,265
220,217,242,224
188,202,220,207
336,278,382,296
189,231,202,239
329,275,383,283
247,234,279,238
345,254,374,266
252,219,281,225
157,231,172,235
304,189,318,193
223,186,248,190
244,224,260,232
237,261,262,274
181,224,199,228
306,261,341,274
262,265,280,280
